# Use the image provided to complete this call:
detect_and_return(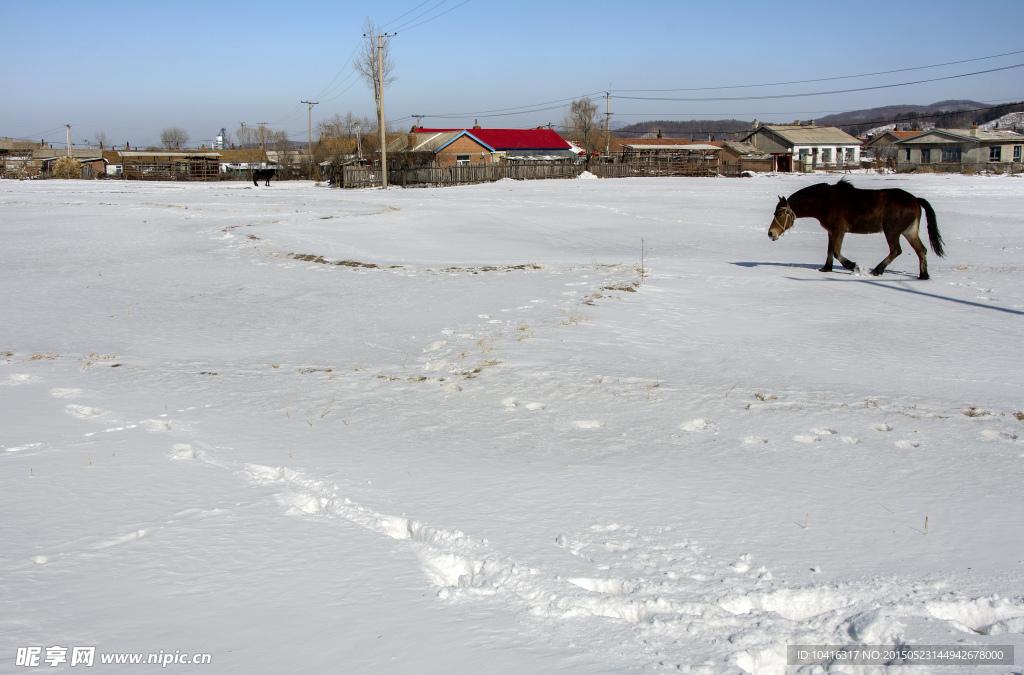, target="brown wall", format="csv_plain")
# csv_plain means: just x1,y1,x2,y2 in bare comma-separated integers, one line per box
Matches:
435,136,491,167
